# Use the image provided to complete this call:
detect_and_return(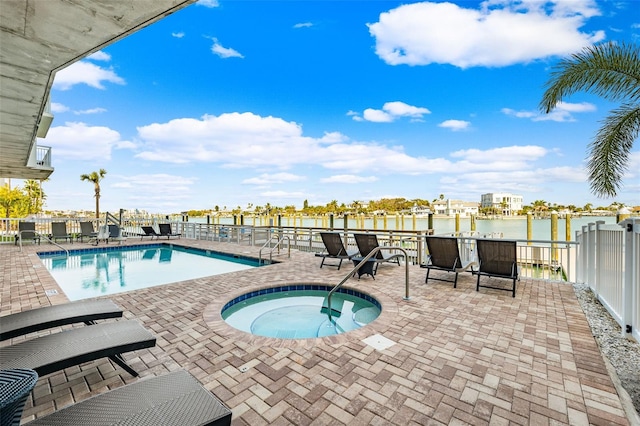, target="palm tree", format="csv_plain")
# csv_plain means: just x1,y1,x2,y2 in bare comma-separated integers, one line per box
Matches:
80,169,107,218
24,179,46,214
540,41,640,197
